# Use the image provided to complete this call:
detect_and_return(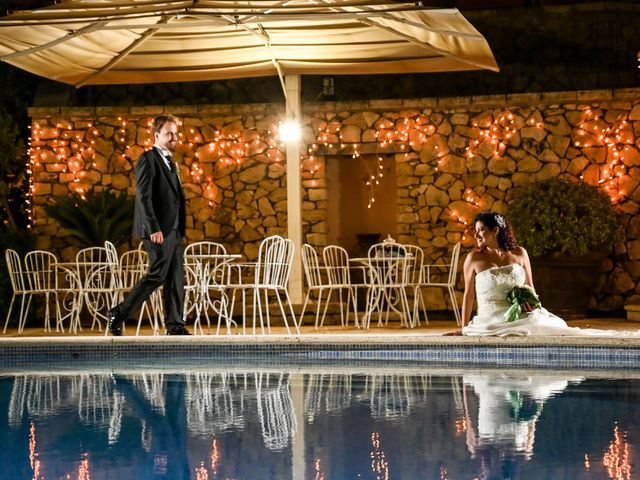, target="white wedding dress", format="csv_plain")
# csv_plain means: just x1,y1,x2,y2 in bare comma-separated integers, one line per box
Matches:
462,264,624,337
